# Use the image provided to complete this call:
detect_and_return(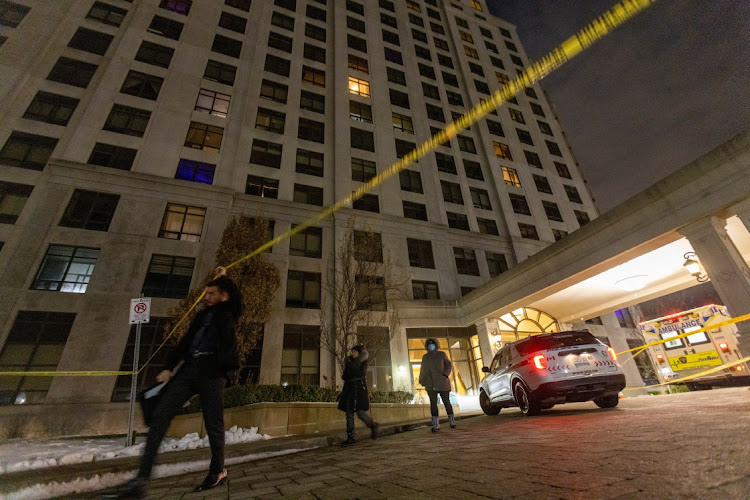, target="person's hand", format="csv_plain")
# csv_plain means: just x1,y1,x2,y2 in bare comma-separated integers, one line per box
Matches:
156,370,172,383
214,266,227,277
